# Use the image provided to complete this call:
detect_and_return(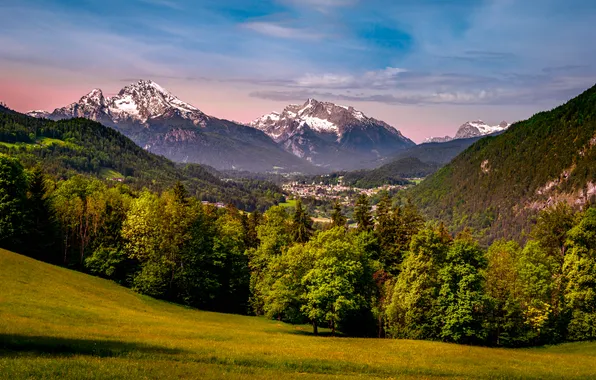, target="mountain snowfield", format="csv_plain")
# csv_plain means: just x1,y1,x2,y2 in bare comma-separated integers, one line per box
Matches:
250,99,415,169
40,80,210,127
424,120,510,143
